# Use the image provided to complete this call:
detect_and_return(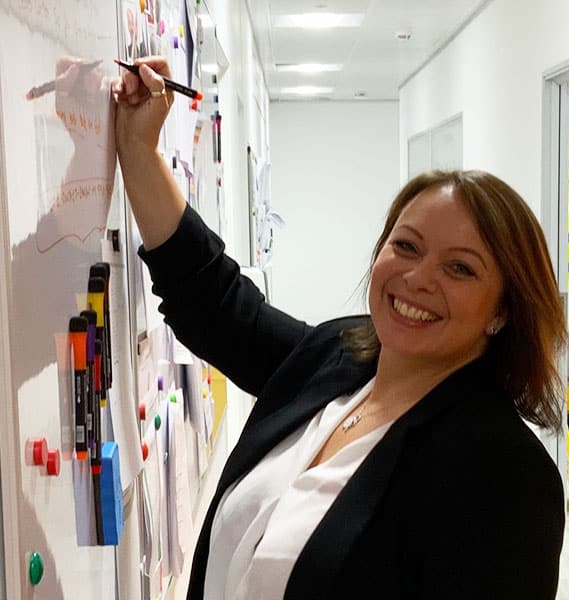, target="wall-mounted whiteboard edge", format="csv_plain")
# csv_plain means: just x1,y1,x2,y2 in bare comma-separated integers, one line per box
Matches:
0,70,22,600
